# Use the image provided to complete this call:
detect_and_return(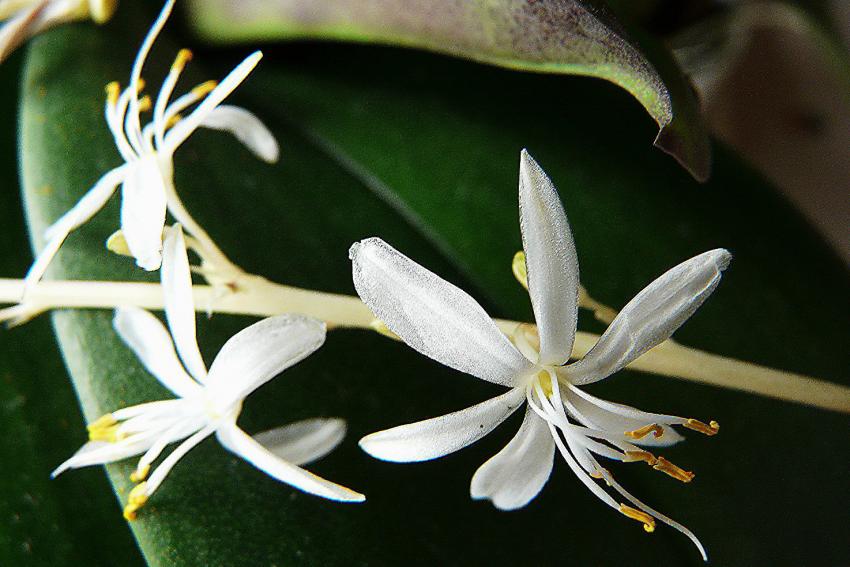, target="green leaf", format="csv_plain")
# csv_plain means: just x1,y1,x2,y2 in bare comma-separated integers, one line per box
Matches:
17,4,850,566
0,55,143,567
185,0,711,180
